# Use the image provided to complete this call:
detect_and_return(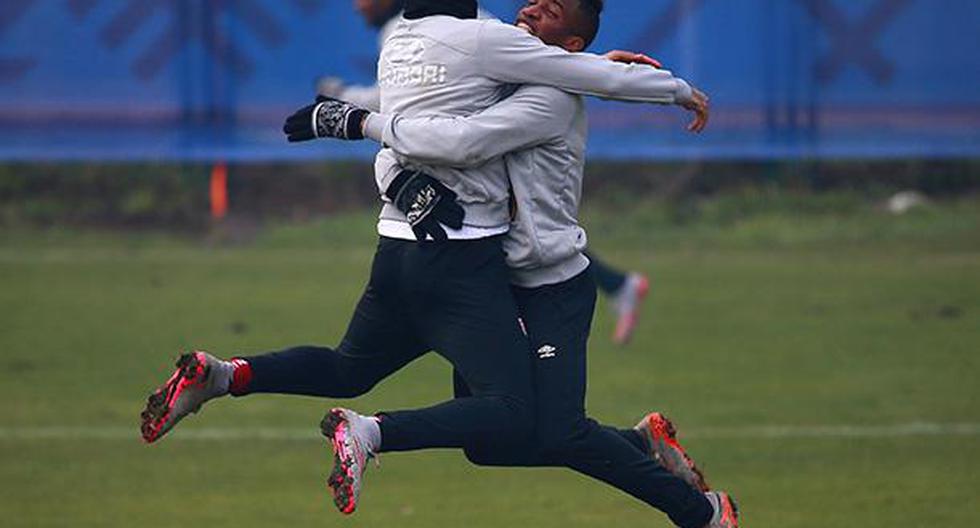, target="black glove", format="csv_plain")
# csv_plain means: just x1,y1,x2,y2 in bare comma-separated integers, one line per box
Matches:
384,169,465,242
283,96,368,142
